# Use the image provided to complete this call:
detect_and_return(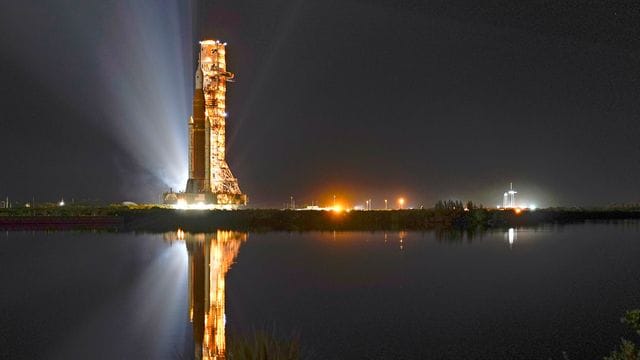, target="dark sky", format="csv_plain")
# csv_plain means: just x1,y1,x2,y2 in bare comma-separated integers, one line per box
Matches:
1,0,639,207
